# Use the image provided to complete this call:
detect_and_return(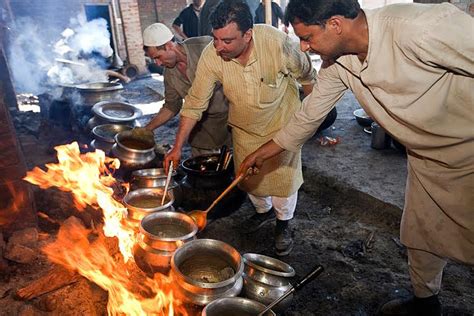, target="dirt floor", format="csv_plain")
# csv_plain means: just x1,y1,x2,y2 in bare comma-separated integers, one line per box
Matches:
1,76,473,316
